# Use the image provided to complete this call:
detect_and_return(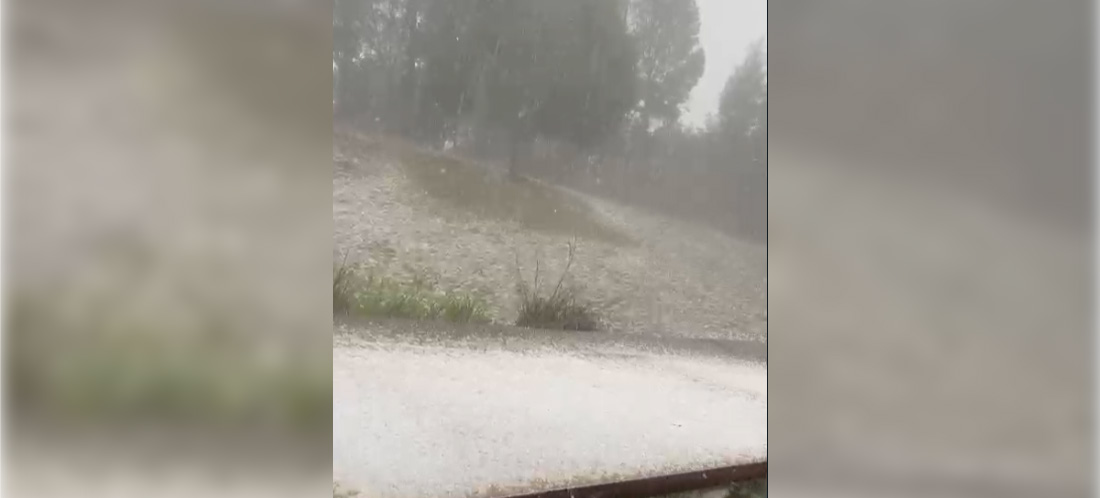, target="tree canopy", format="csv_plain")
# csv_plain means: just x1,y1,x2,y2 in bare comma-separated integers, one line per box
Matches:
334,0,767,240
629,0,706,126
